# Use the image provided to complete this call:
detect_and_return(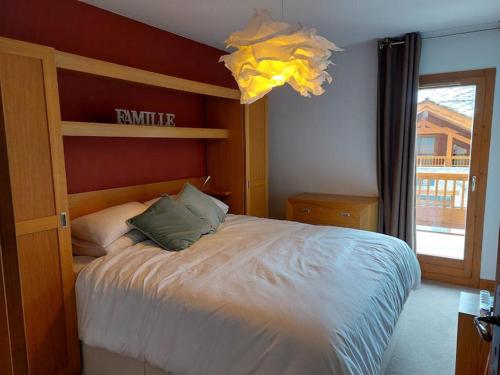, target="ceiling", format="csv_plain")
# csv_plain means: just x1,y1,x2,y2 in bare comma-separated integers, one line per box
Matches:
81,0,500,50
